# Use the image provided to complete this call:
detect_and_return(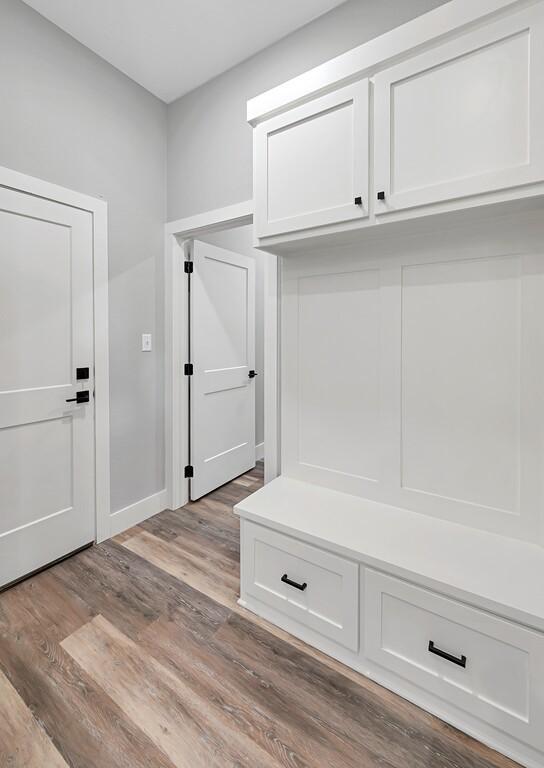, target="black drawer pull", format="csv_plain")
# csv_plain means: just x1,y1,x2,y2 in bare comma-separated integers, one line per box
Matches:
281,574,307,591
428,641,466,668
